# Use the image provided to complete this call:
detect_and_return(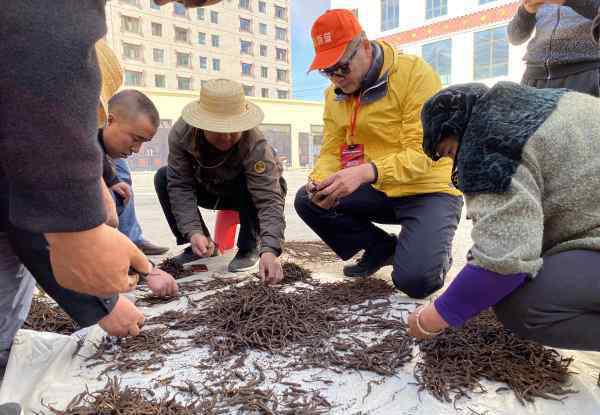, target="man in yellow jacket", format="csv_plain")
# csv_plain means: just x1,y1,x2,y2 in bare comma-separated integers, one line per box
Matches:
294,9,463,299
